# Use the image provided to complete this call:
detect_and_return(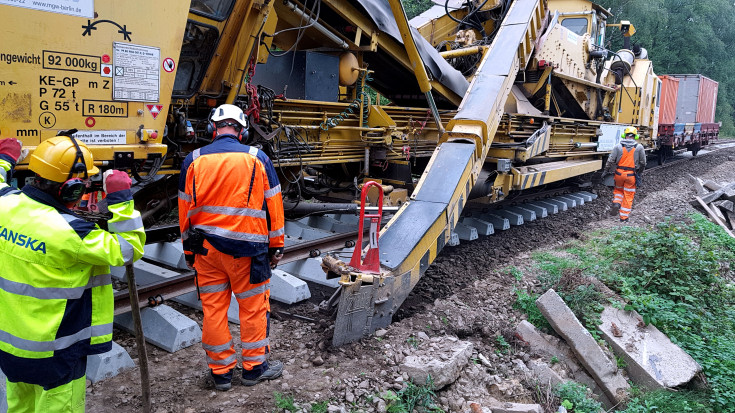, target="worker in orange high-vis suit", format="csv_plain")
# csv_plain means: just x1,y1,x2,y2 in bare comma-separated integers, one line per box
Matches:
178,104,285,391
603,126,646,222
